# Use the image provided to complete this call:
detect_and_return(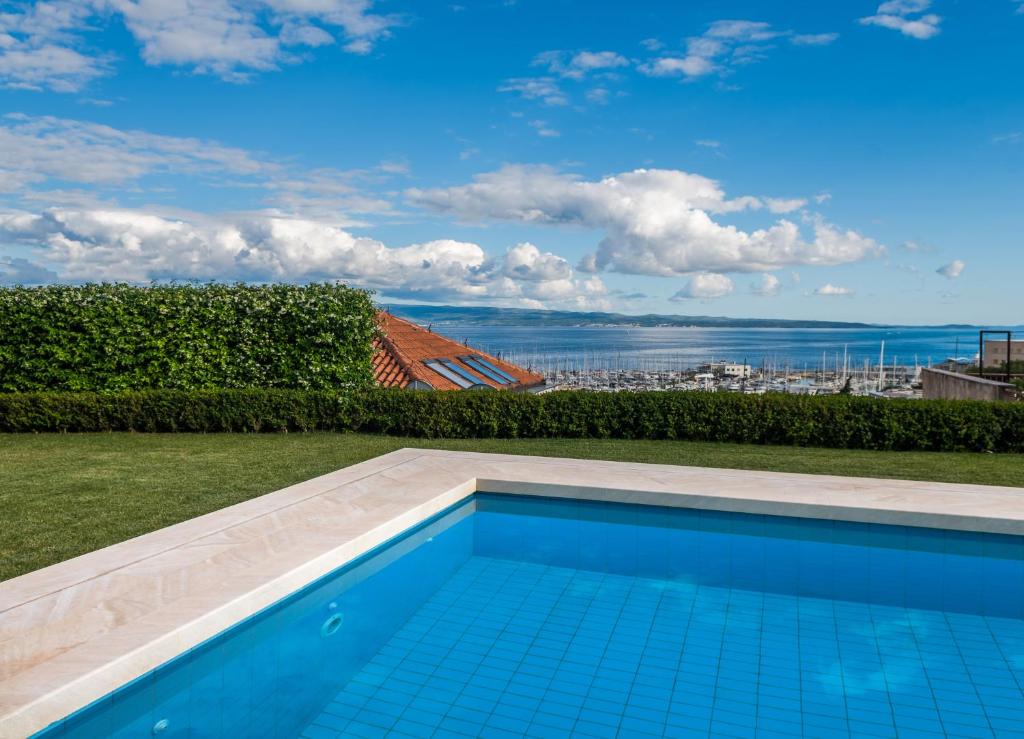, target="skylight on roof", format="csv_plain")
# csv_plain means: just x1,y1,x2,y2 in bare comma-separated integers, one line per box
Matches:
462,355,516,384
460,355,512,385
423,359,490,389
